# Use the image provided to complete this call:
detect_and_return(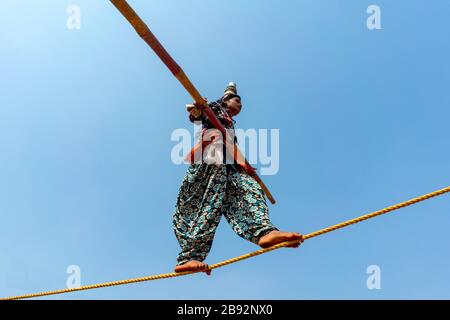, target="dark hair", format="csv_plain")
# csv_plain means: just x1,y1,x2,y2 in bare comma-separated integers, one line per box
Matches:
222,94,241,102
